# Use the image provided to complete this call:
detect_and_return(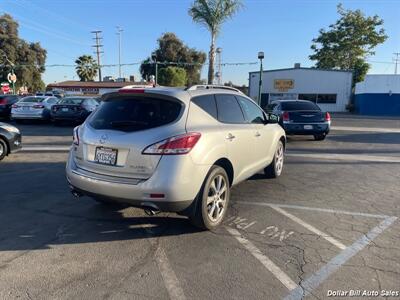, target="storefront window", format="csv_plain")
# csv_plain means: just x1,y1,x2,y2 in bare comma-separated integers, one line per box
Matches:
317,94,337,104
298,94,317,103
